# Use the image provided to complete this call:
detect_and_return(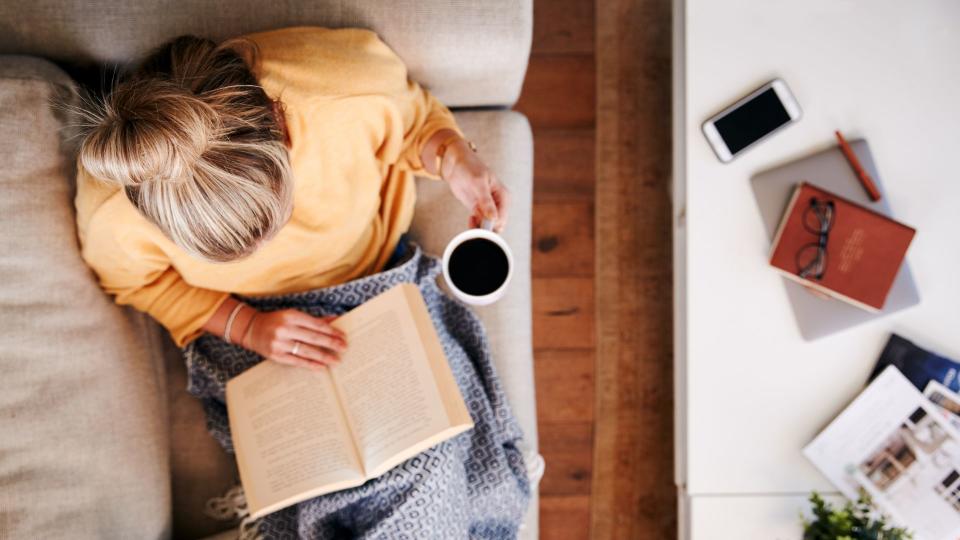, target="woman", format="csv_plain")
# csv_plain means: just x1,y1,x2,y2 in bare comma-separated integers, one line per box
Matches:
75,27,508,366
74,27,531,538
